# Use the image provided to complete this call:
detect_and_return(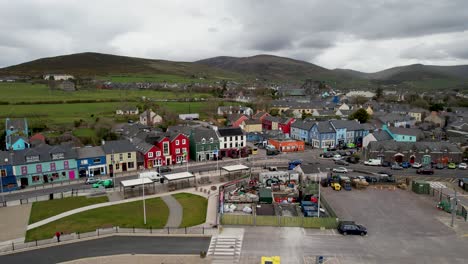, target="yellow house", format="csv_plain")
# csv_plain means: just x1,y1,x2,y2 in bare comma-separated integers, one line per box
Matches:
243,120,263,132
102,140,137,175
365,106,374,116
408,109,426,122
